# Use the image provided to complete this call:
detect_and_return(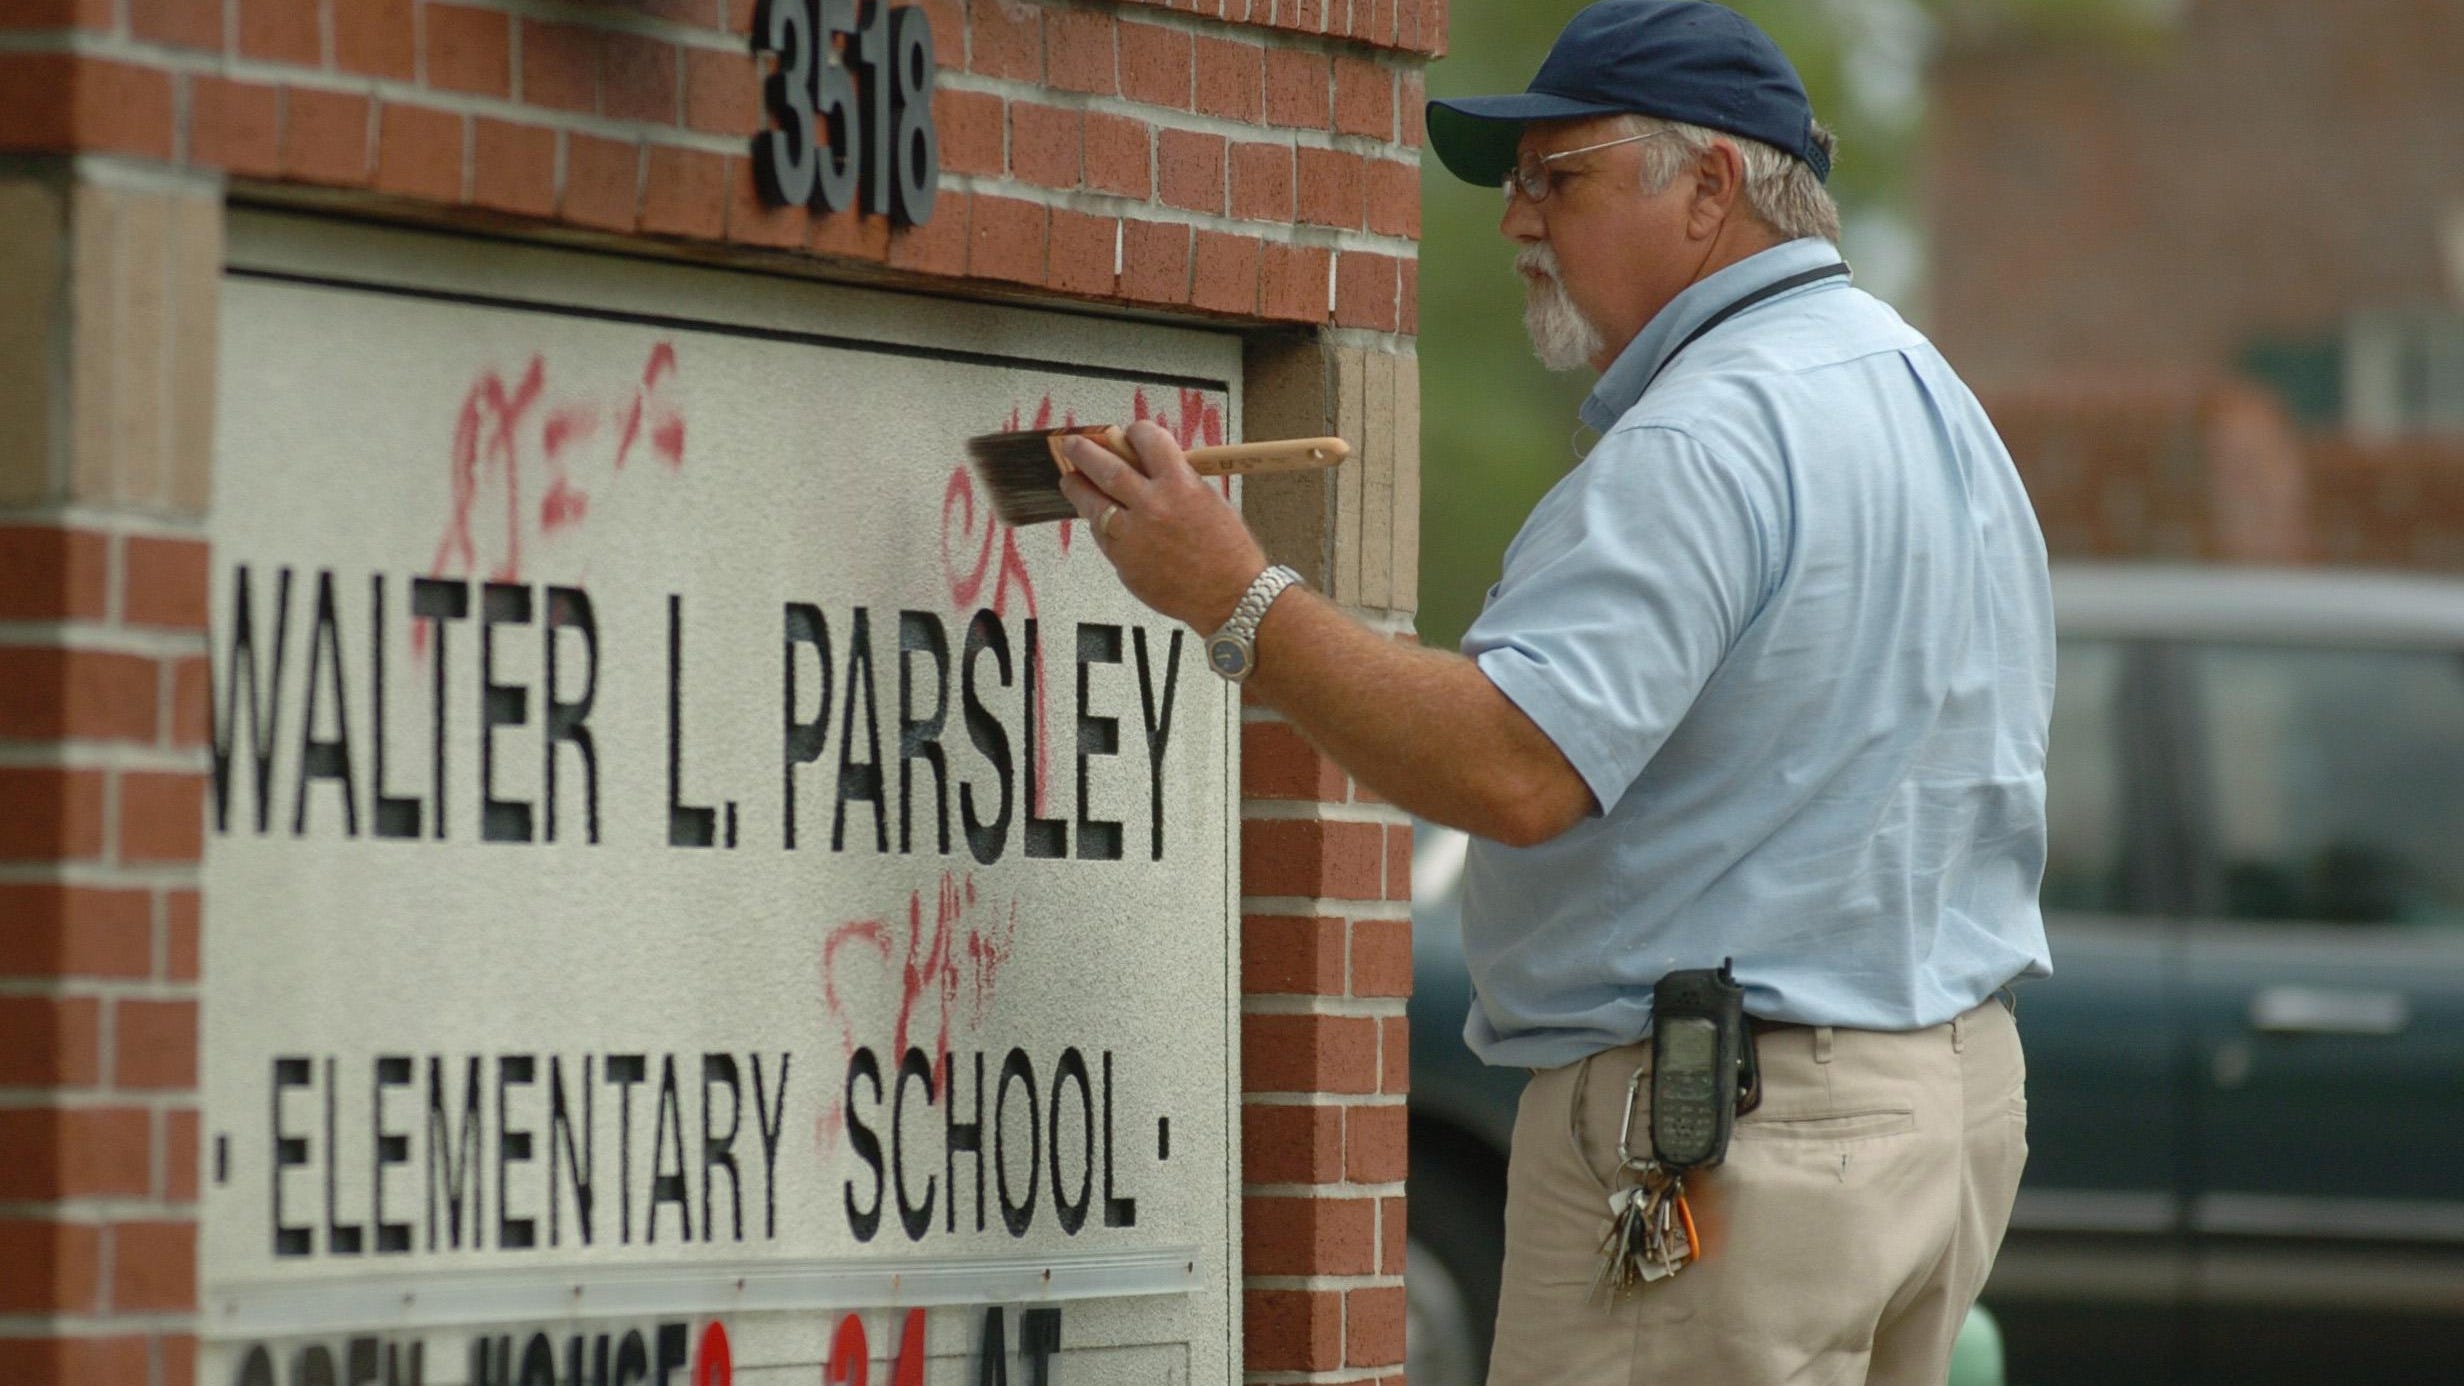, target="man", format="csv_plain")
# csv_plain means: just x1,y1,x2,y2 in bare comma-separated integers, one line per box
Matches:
1055,1,2053,1382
